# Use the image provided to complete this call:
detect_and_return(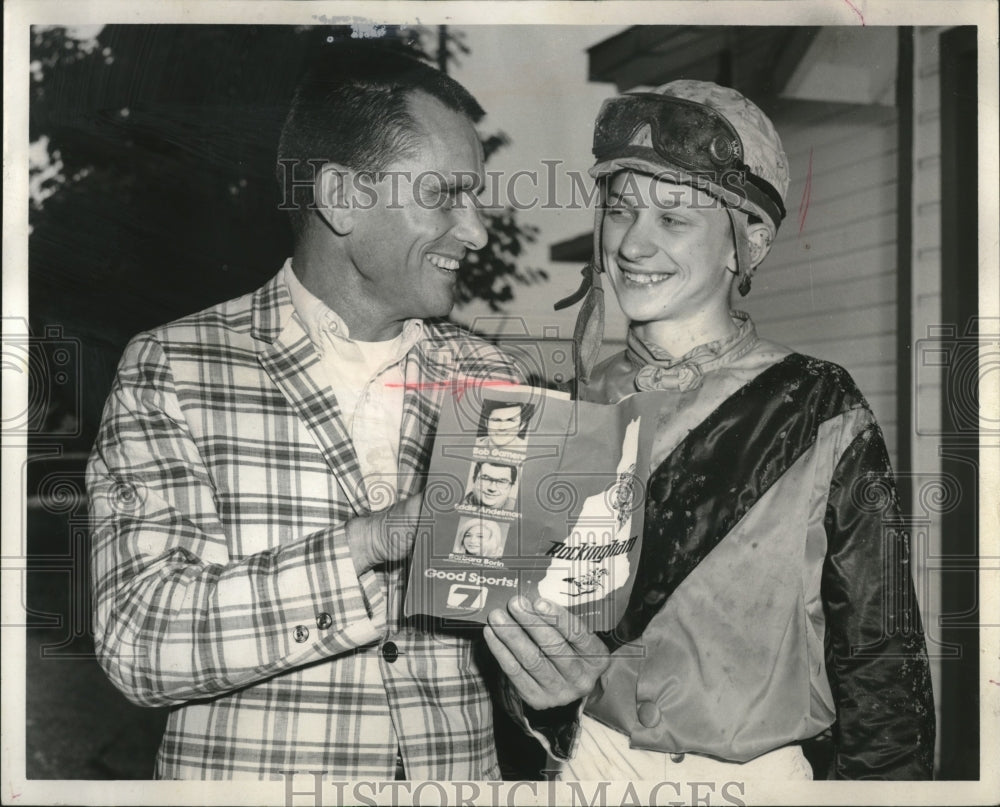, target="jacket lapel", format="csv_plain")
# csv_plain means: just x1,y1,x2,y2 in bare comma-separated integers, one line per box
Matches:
252,271,371,516
396,333,455,497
